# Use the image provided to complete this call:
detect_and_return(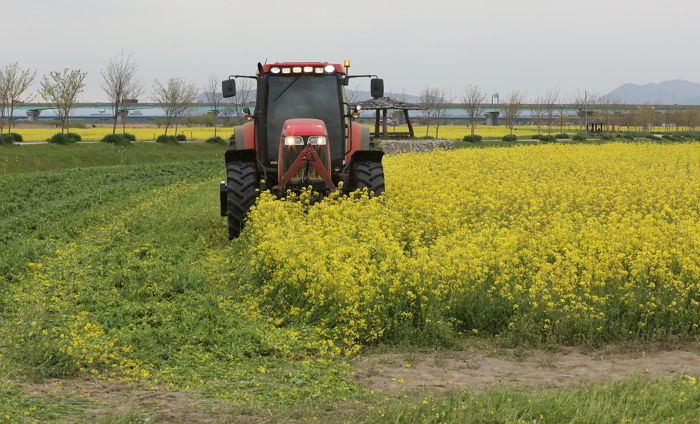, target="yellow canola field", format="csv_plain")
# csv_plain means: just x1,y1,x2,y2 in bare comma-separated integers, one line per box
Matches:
240,143,700,352
11,127,233,142
11,125,580,142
